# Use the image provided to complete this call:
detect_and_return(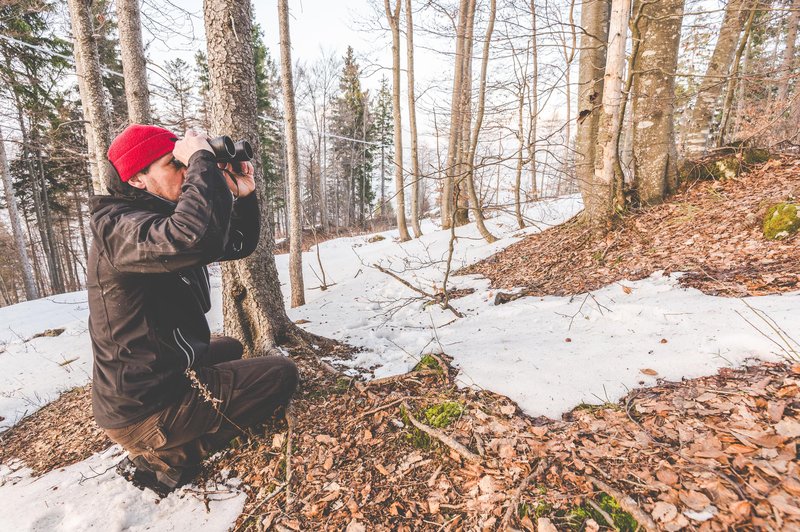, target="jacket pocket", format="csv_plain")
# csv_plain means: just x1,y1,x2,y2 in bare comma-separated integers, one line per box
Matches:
106,414,167,453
